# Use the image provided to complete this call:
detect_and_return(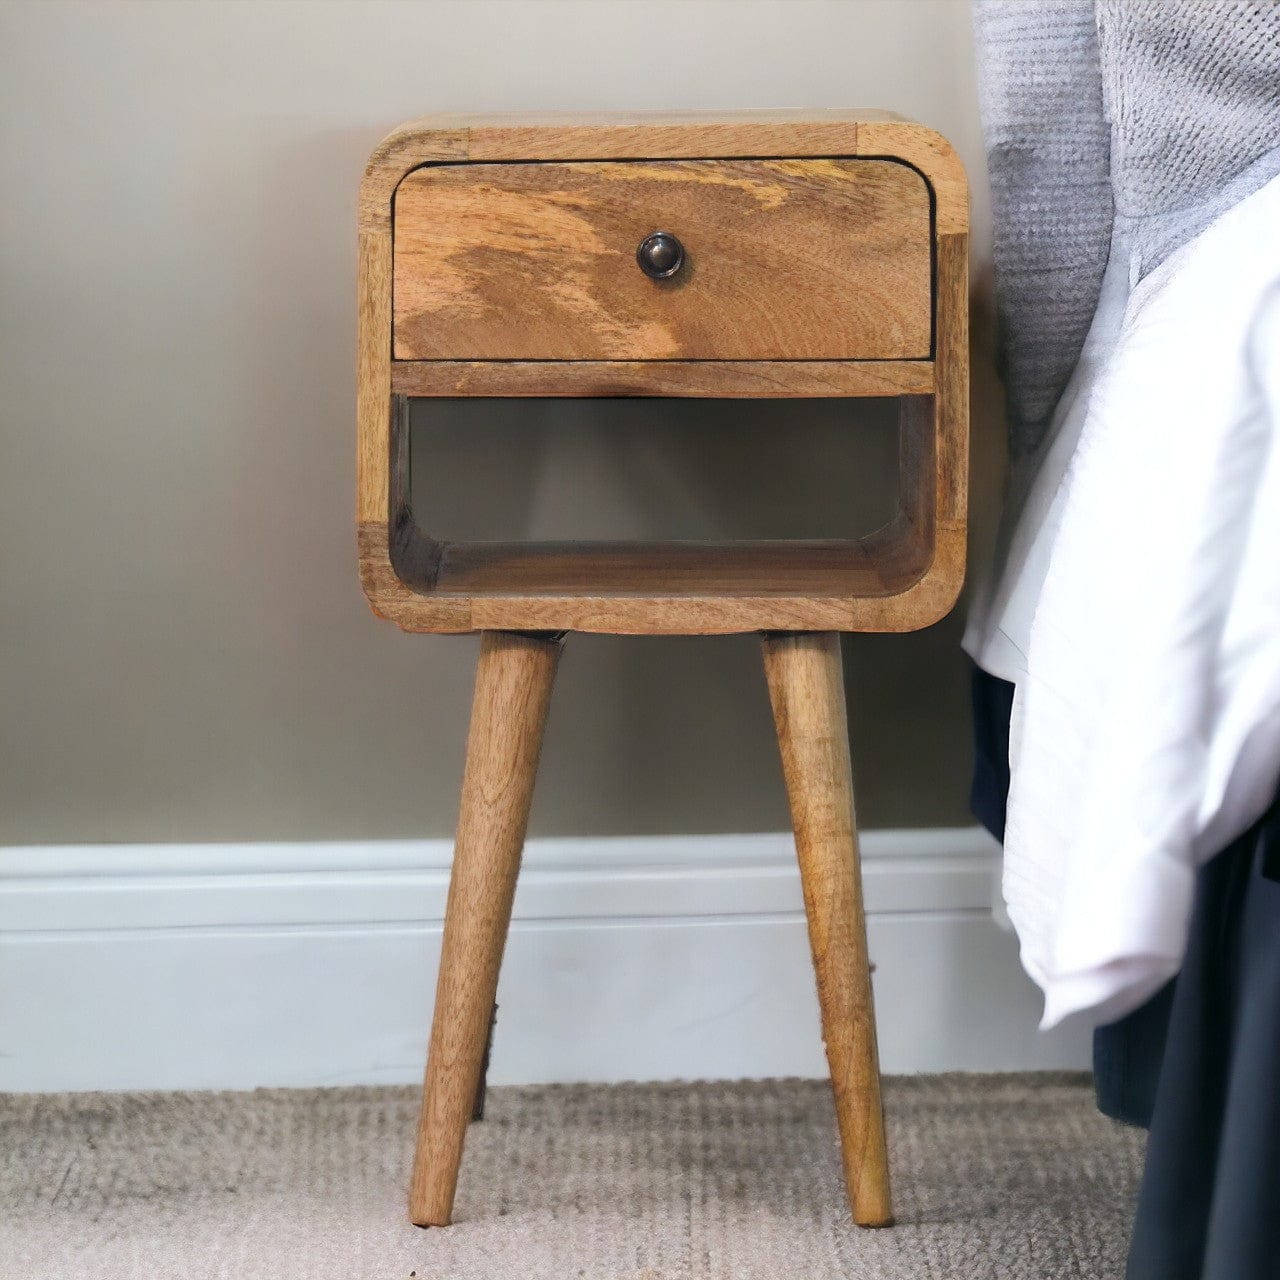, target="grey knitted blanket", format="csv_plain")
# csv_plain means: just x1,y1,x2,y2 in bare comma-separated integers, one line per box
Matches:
973,0,1280,462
